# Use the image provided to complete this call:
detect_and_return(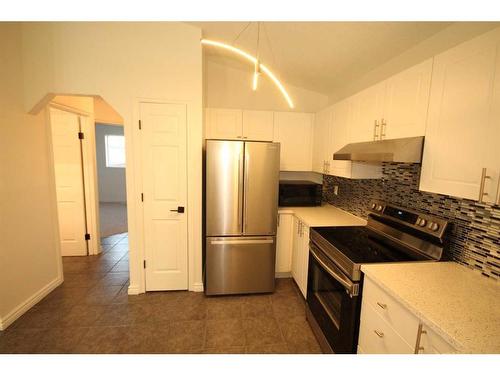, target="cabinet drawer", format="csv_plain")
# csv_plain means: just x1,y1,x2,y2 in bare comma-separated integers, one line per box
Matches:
363,277,420,345
419,325,457,354
359,302,414,354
